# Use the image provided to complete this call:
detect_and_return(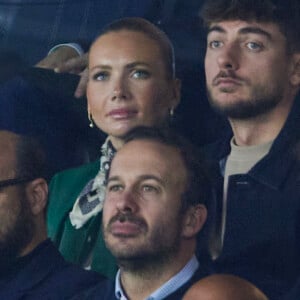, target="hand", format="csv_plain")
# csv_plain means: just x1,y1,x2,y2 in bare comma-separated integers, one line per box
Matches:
74,67,89,98
35,46,81,70
53,53,88,75
54,53,88,98
36,48,89,98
